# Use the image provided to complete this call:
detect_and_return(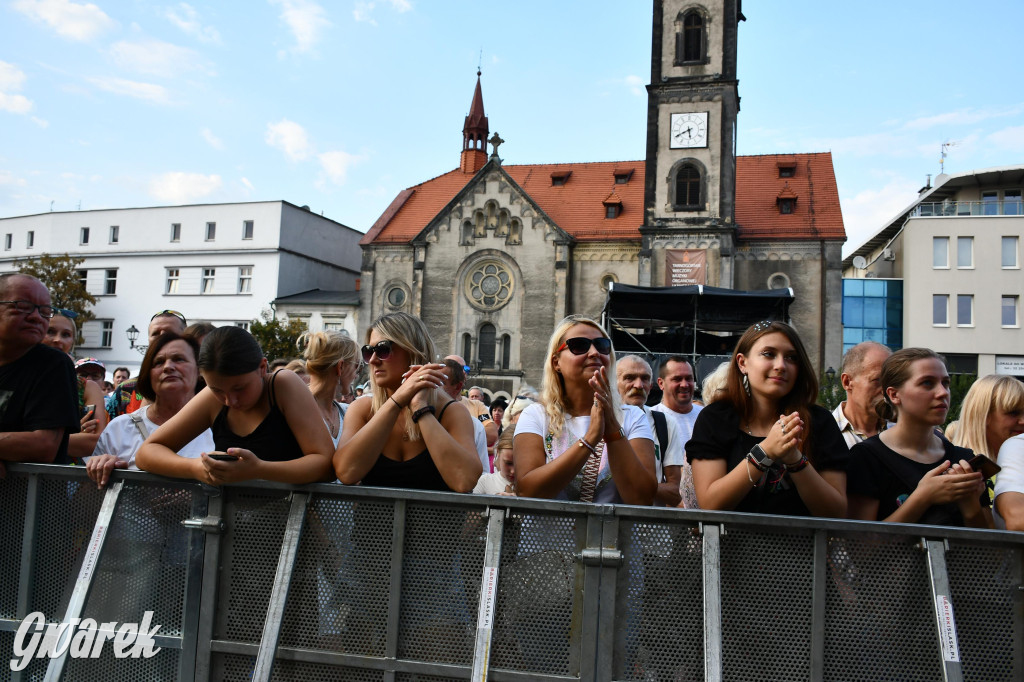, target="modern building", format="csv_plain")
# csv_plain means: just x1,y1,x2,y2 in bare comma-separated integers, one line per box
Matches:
843,165,1024,377
359,0,846,396
0,200,362,374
